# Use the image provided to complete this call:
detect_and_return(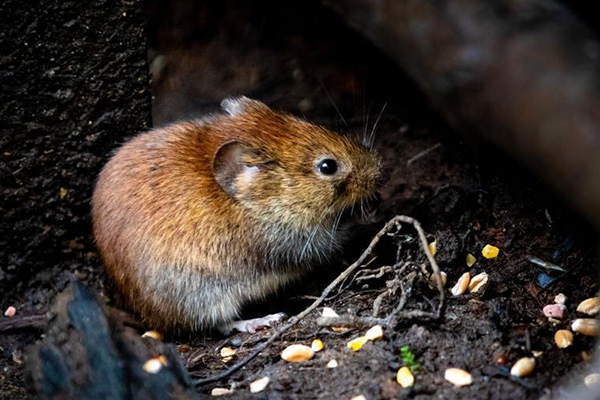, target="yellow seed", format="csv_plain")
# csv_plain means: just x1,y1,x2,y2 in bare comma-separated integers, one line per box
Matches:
451,272,471,296
430,271,447,288
466,253,476,267
396,366,415,388
141,330,163,341
428,241,437,256
311,339,324,352
481,244,500,259
571,318,599,337
468,272,488,293
510,357,535,377
576,297,600,316
365,325,384,341
584,373,600,387
347,336,369,352
326,359,338,368
59,187,68,199
554,330,574,349
220,347,237,358
444,368,473,386
281,344,314,362
250,376,270,393
211,388,233,396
